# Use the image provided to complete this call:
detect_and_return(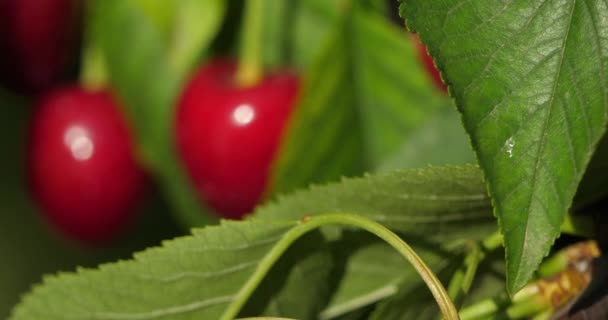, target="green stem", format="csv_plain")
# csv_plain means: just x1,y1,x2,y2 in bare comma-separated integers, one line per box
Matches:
530,310,552,320
236,0,264,87
459,295,549,320
220,213,459,320
537,240,599,278
461,245,483,294
80,1,108,90
446,230,503,312
481,231,503,251
237,318,296,320
460,281,551,320
447,243,482,304
506,296,549,319
459,298,502,320
447,268,466,303
80,44,108,90
537,252,569,278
